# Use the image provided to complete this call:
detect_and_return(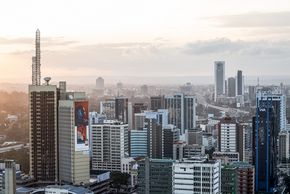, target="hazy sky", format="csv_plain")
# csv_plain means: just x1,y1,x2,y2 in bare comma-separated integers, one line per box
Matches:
1,0,290,83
